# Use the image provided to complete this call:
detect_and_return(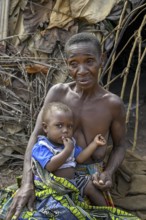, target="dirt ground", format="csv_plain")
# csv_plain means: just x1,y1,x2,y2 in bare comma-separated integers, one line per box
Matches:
0,163,23,188
0,103,146,188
